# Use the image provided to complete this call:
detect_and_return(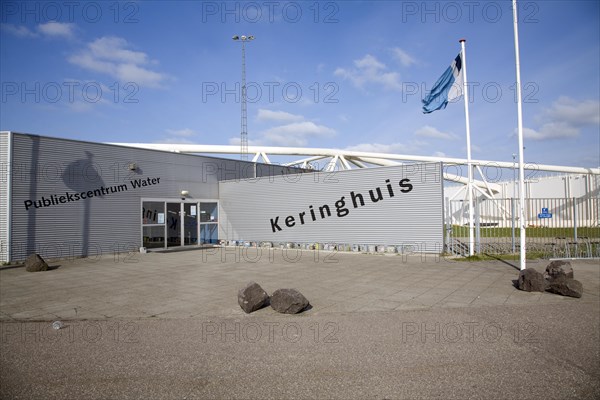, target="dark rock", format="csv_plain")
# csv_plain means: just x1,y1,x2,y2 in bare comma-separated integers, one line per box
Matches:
238,282,269,313
546,278,583,298
545,260,574,280
24,254,48,272
517,268,545,292
270,288,309,314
